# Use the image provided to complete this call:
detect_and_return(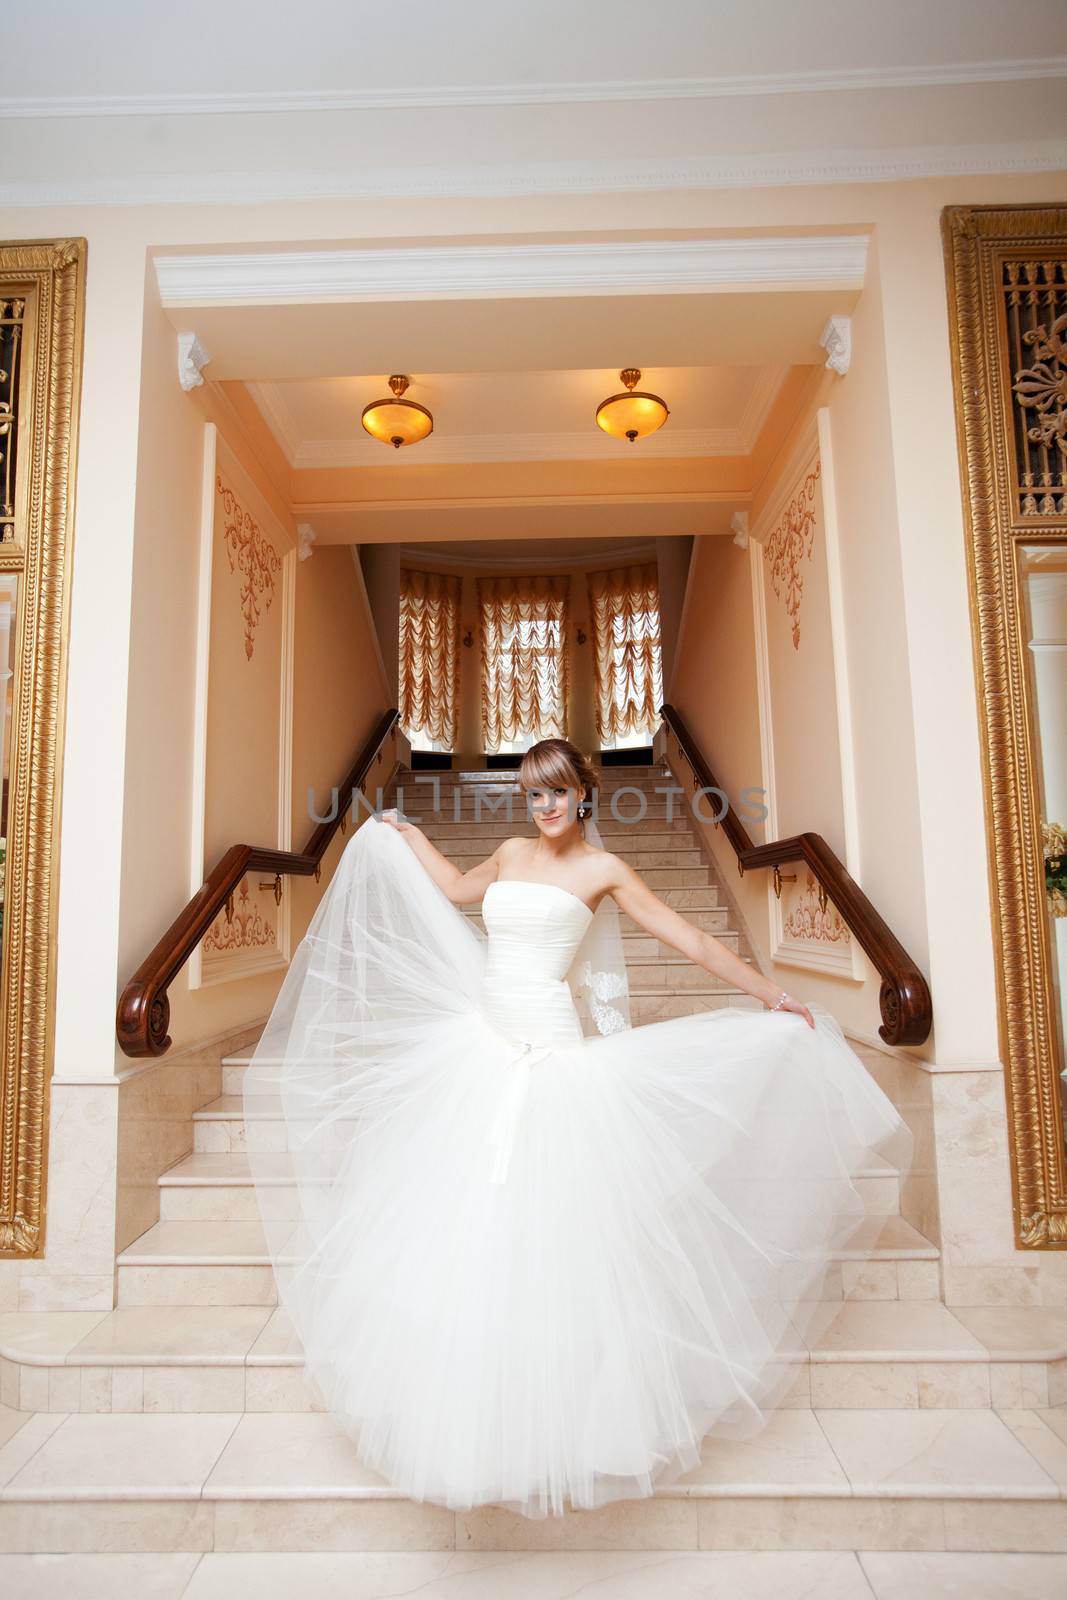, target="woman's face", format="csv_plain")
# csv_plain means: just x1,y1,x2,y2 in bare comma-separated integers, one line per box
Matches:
524,782,585,838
